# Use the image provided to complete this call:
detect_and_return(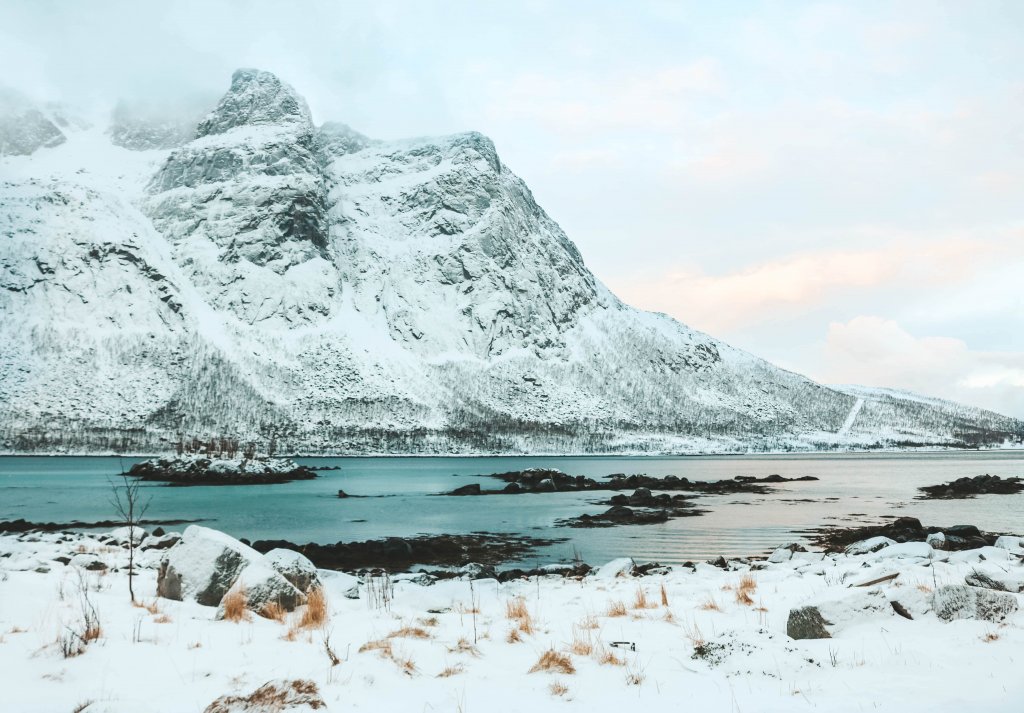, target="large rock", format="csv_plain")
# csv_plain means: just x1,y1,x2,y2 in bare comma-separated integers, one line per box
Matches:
157,525,267,606
108,525,149,547
218,561,305,618
768,542,807,563
595,557,635,580
931,584,1018,622
787,590,891,639
265,548,321,593
204,679,326,713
